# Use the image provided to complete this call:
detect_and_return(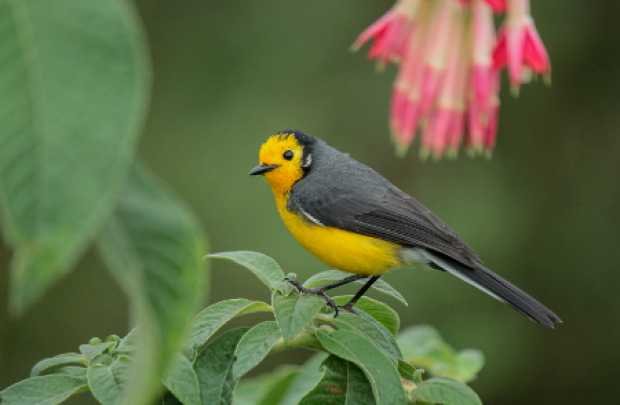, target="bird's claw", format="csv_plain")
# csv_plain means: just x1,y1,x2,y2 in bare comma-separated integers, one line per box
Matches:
284,277,350,317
